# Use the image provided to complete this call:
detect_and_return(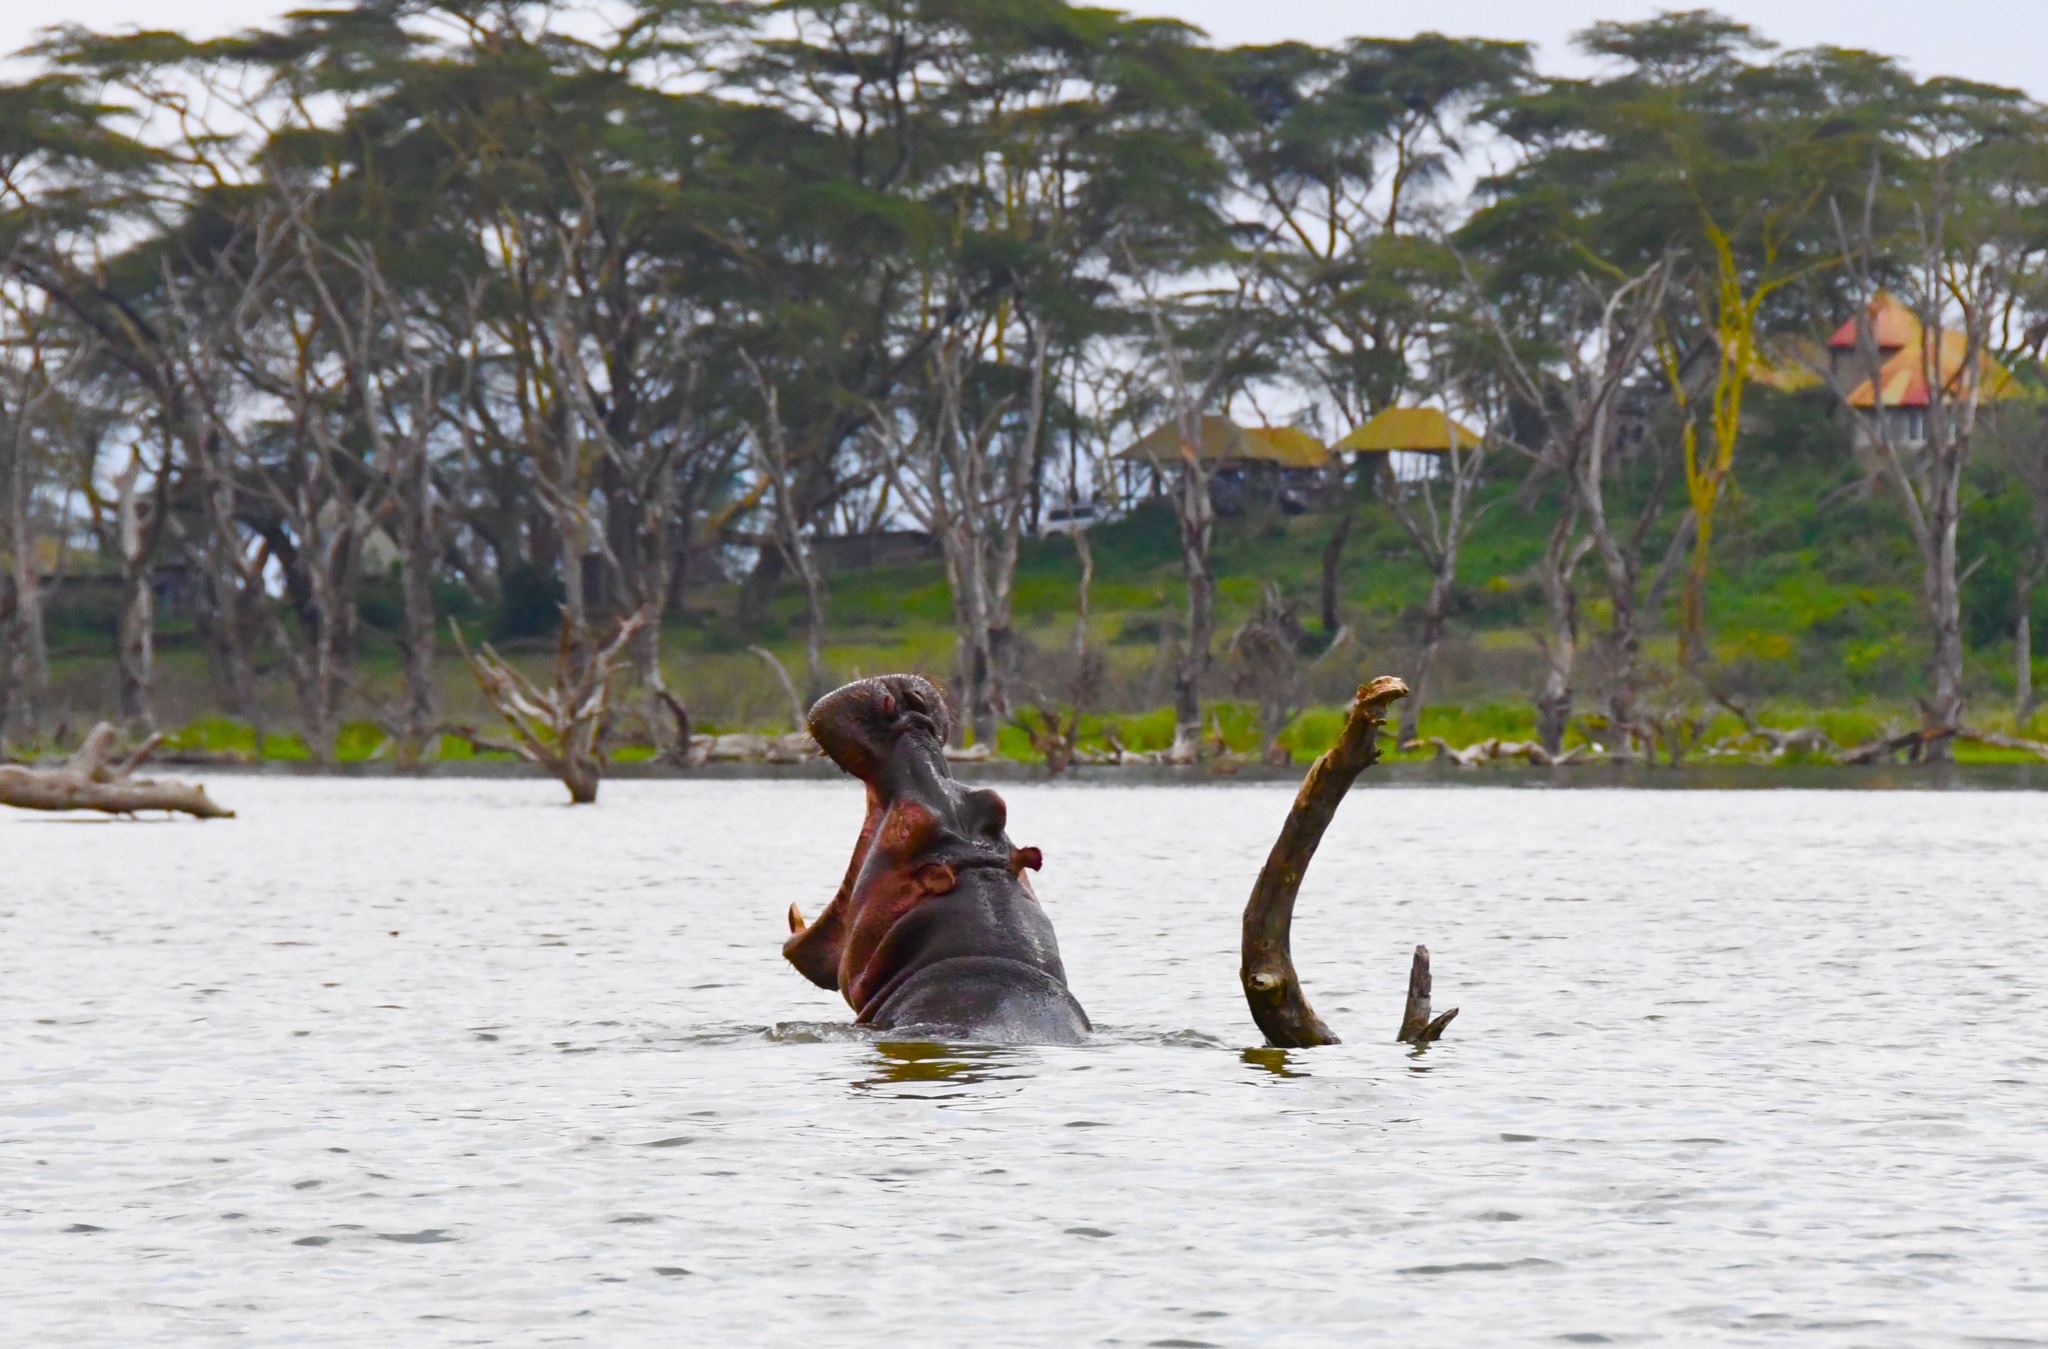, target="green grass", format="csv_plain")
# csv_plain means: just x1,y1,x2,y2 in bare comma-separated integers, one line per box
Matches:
21,388,2048,767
